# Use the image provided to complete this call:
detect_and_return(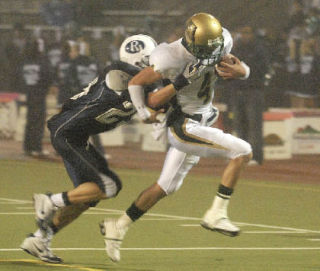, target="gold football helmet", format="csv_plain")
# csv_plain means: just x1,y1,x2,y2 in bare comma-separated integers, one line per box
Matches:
183,12,224,64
